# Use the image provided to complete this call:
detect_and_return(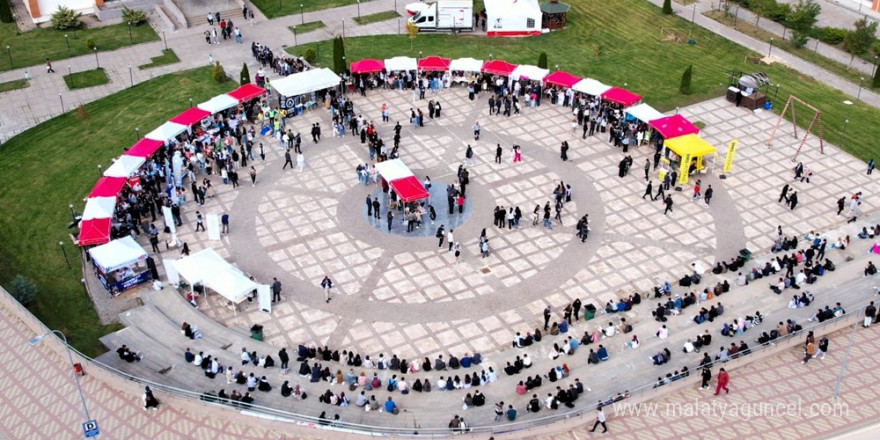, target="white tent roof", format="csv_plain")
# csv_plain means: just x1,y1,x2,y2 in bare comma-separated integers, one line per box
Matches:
198,94,239,114
174,248,226,285
145,121,187,141
103,155,145,178
449,57,484,72
173,248,256,303
510,64,549,81
82,196,117,220
384,56,417,72
88,236,147,273
272,68,342,97
572,78,611,96
626,103,665,123
485,0,542,19
207,267,257,303
374,159,414,182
